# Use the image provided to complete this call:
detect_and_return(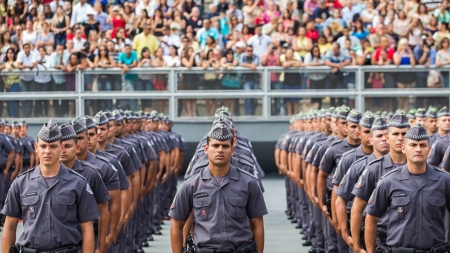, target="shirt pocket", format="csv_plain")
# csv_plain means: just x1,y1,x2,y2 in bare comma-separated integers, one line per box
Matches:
228,195,247,219
53,194,76,220
391,196,410,220
21,195,40,220
193,196,212,222
427,196,445,220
